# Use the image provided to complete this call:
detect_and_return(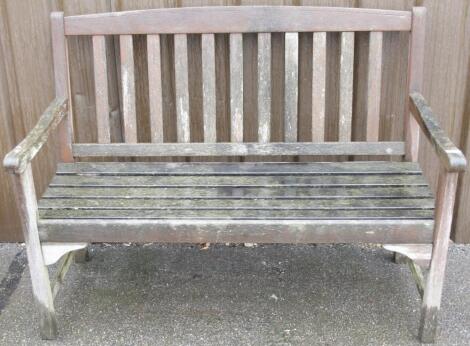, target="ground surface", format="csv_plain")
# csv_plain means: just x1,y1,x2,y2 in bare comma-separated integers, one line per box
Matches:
0,243,469,345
